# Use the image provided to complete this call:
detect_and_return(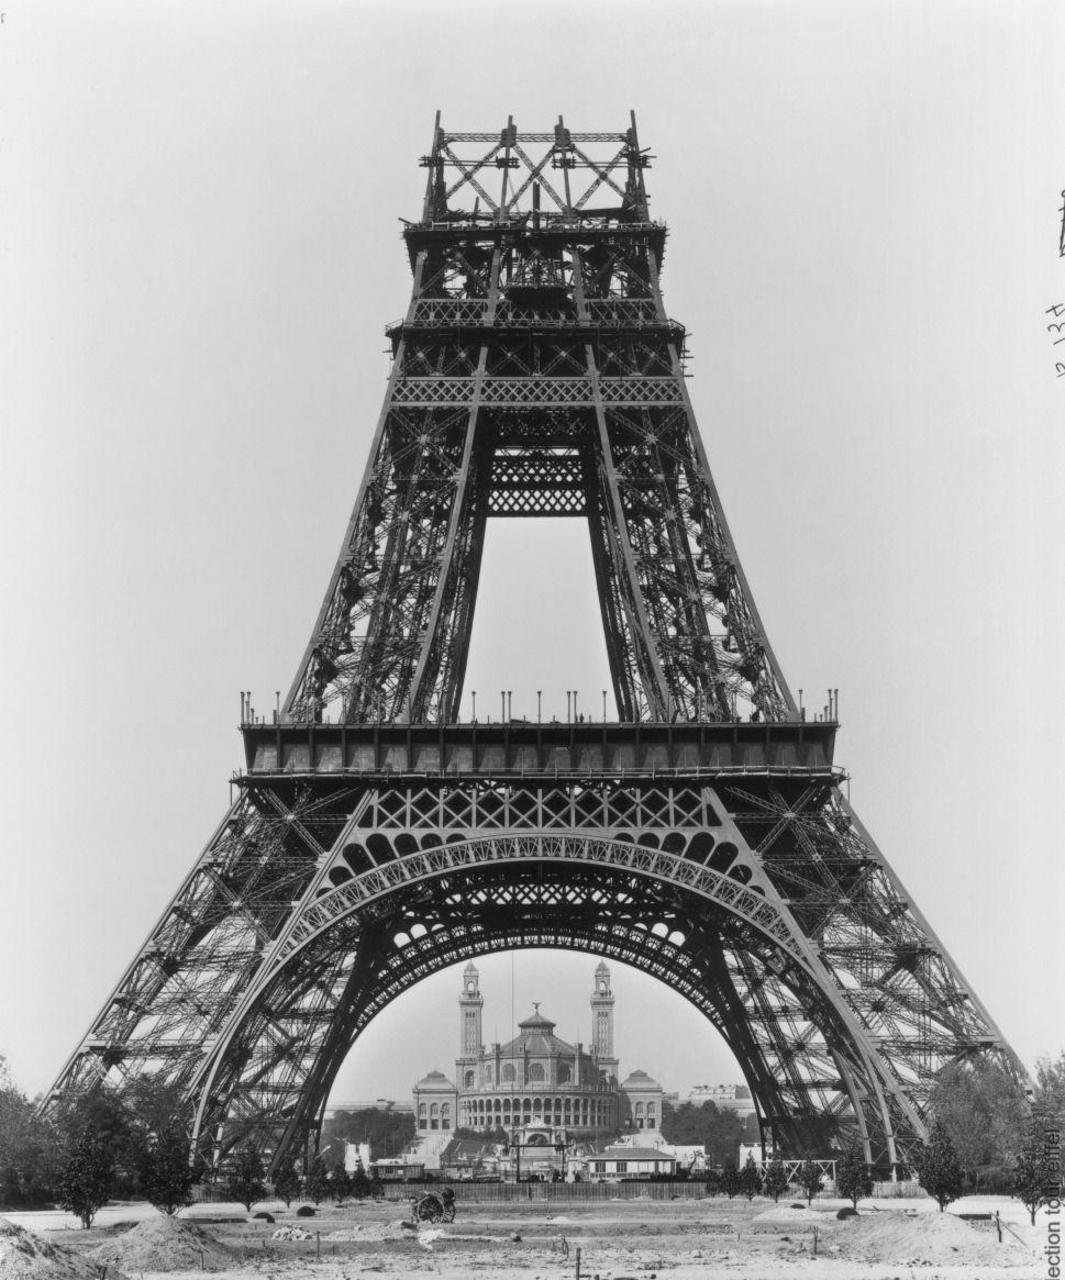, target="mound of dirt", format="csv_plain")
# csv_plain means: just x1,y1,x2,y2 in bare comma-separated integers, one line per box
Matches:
90,1216,239,1272
751,1204,830,1231
324,1221,417,1243
0,1217,131,1280
836,1211,1035,1267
